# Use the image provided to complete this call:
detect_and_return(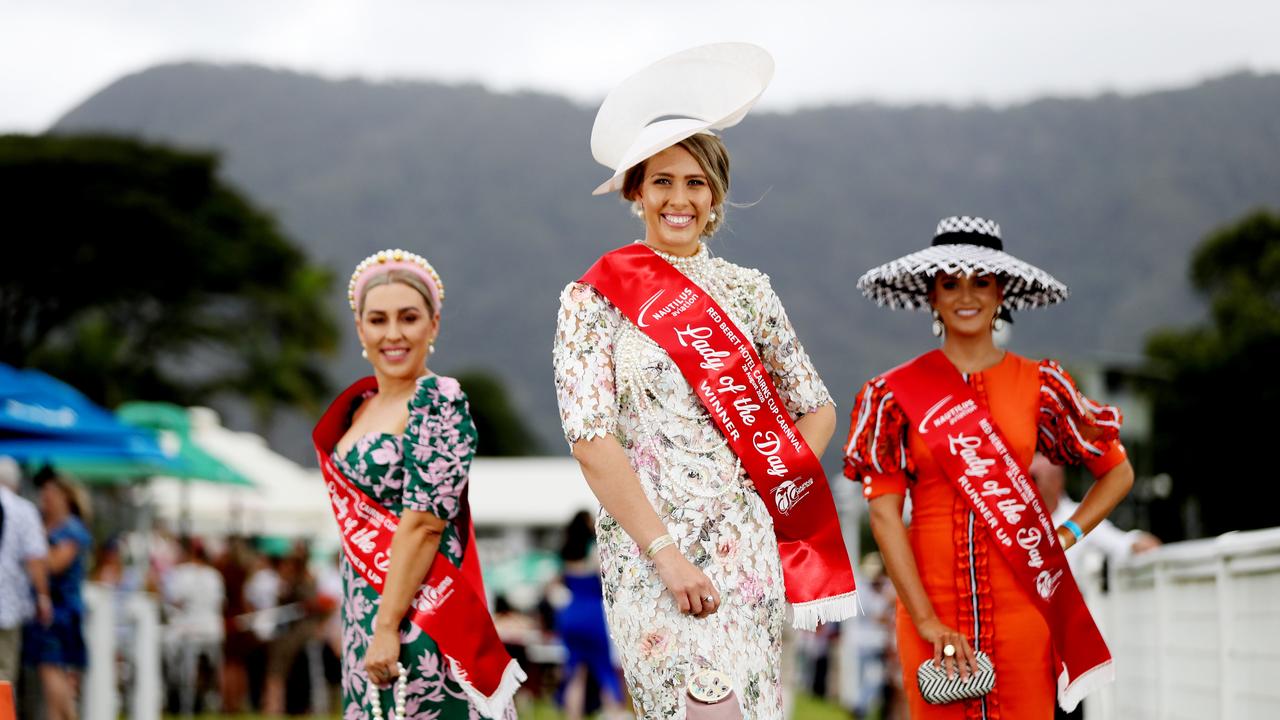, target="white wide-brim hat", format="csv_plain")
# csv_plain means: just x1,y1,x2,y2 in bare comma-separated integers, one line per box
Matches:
590,42,774,196
857,216,1069,311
